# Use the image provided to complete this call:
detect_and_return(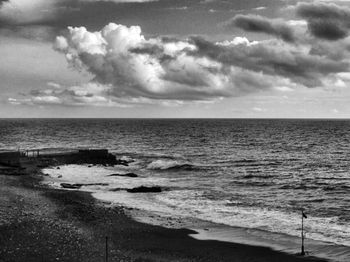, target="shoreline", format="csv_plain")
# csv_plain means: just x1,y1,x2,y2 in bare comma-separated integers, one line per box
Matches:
0,167,328,262
42,163,349,262
119,199,350,262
